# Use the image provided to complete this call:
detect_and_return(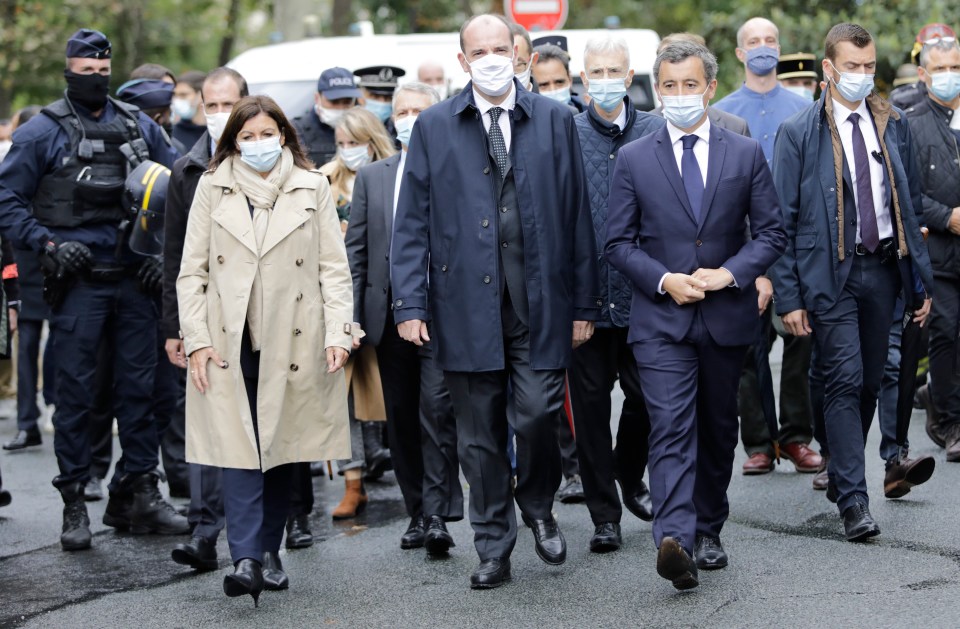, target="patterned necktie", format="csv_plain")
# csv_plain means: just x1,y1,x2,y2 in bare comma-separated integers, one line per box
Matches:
488,106,508,178
681,134,703,222
848,112,880,252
